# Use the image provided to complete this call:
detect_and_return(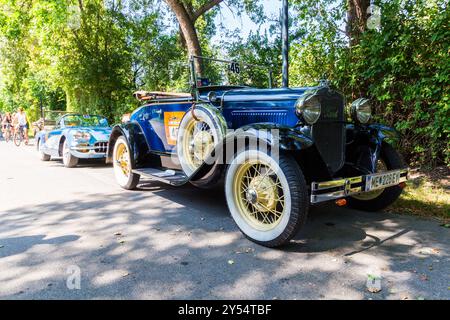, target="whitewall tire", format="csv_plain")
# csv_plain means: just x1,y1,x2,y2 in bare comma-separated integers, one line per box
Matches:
225,149,309,247
113,136,140,190
62,140,78,168
38,139,51,161
176,106,226,176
